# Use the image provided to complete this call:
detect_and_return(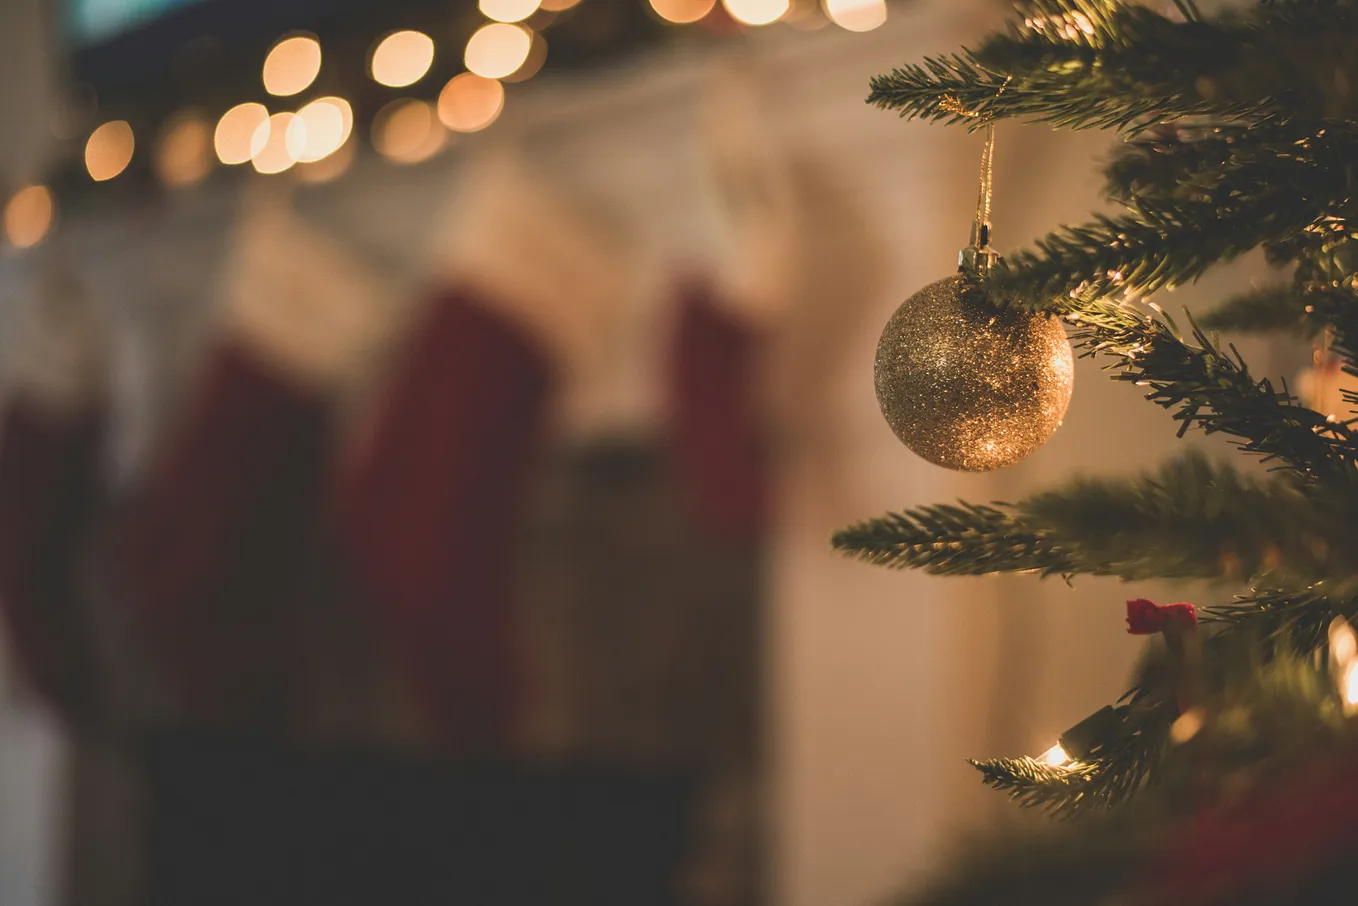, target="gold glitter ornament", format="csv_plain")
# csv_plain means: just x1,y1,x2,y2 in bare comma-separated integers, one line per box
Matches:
873,274,1074,471
872,118,1073,471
